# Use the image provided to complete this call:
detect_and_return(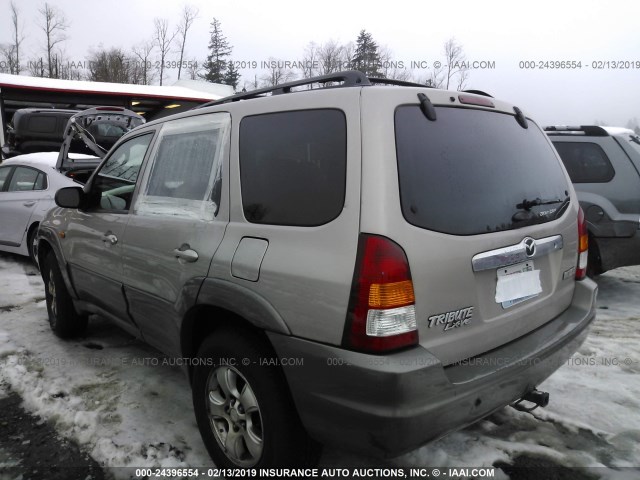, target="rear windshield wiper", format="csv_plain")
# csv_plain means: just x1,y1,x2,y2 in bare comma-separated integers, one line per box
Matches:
512,196,570,223
516,197,567,211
